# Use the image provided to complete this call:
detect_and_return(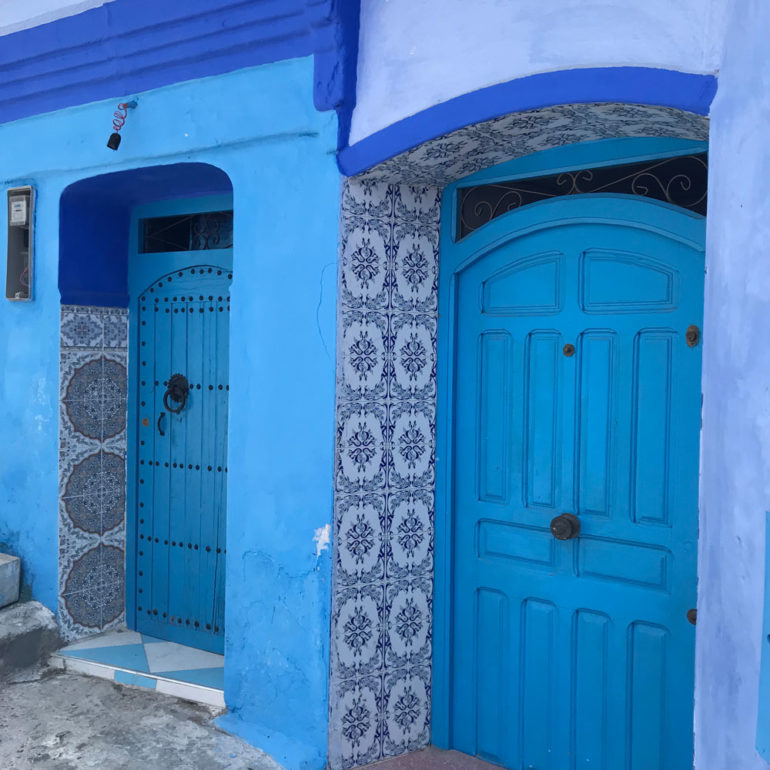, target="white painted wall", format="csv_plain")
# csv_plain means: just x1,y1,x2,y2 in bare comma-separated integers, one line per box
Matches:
351,0,729,143
0,0,113,36
696,1,770,767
